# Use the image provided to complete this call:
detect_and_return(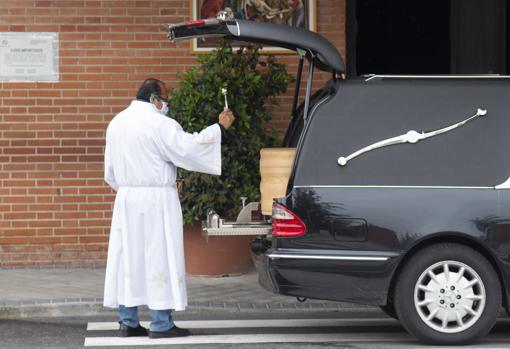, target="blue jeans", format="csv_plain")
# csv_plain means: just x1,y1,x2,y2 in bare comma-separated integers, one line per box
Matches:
119,305,174,332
